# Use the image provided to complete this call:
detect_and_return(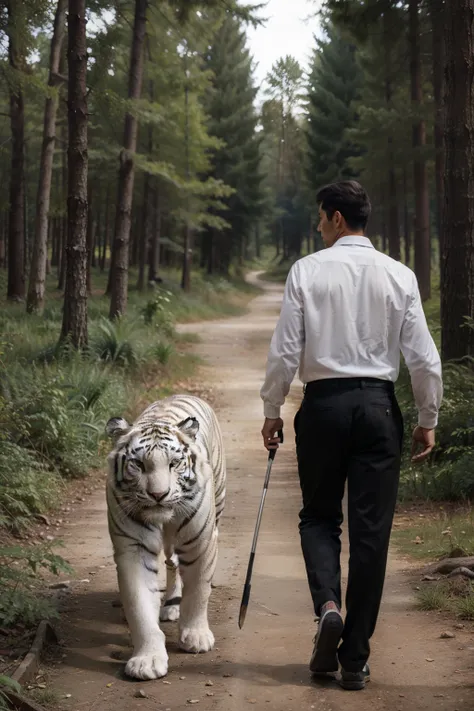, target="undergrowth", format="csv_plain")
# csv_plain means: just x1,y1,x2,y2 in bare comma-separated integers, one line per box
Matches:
0,266,258,635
